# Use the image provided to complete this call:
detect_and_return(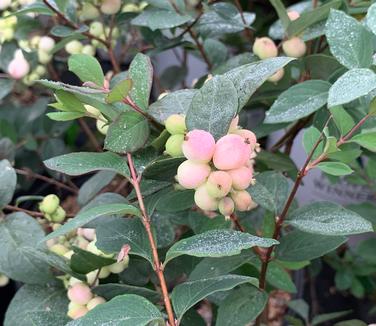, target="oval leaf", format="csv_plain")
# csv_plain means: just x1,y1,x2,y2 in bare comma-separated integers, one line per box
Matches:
68,54,104,86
